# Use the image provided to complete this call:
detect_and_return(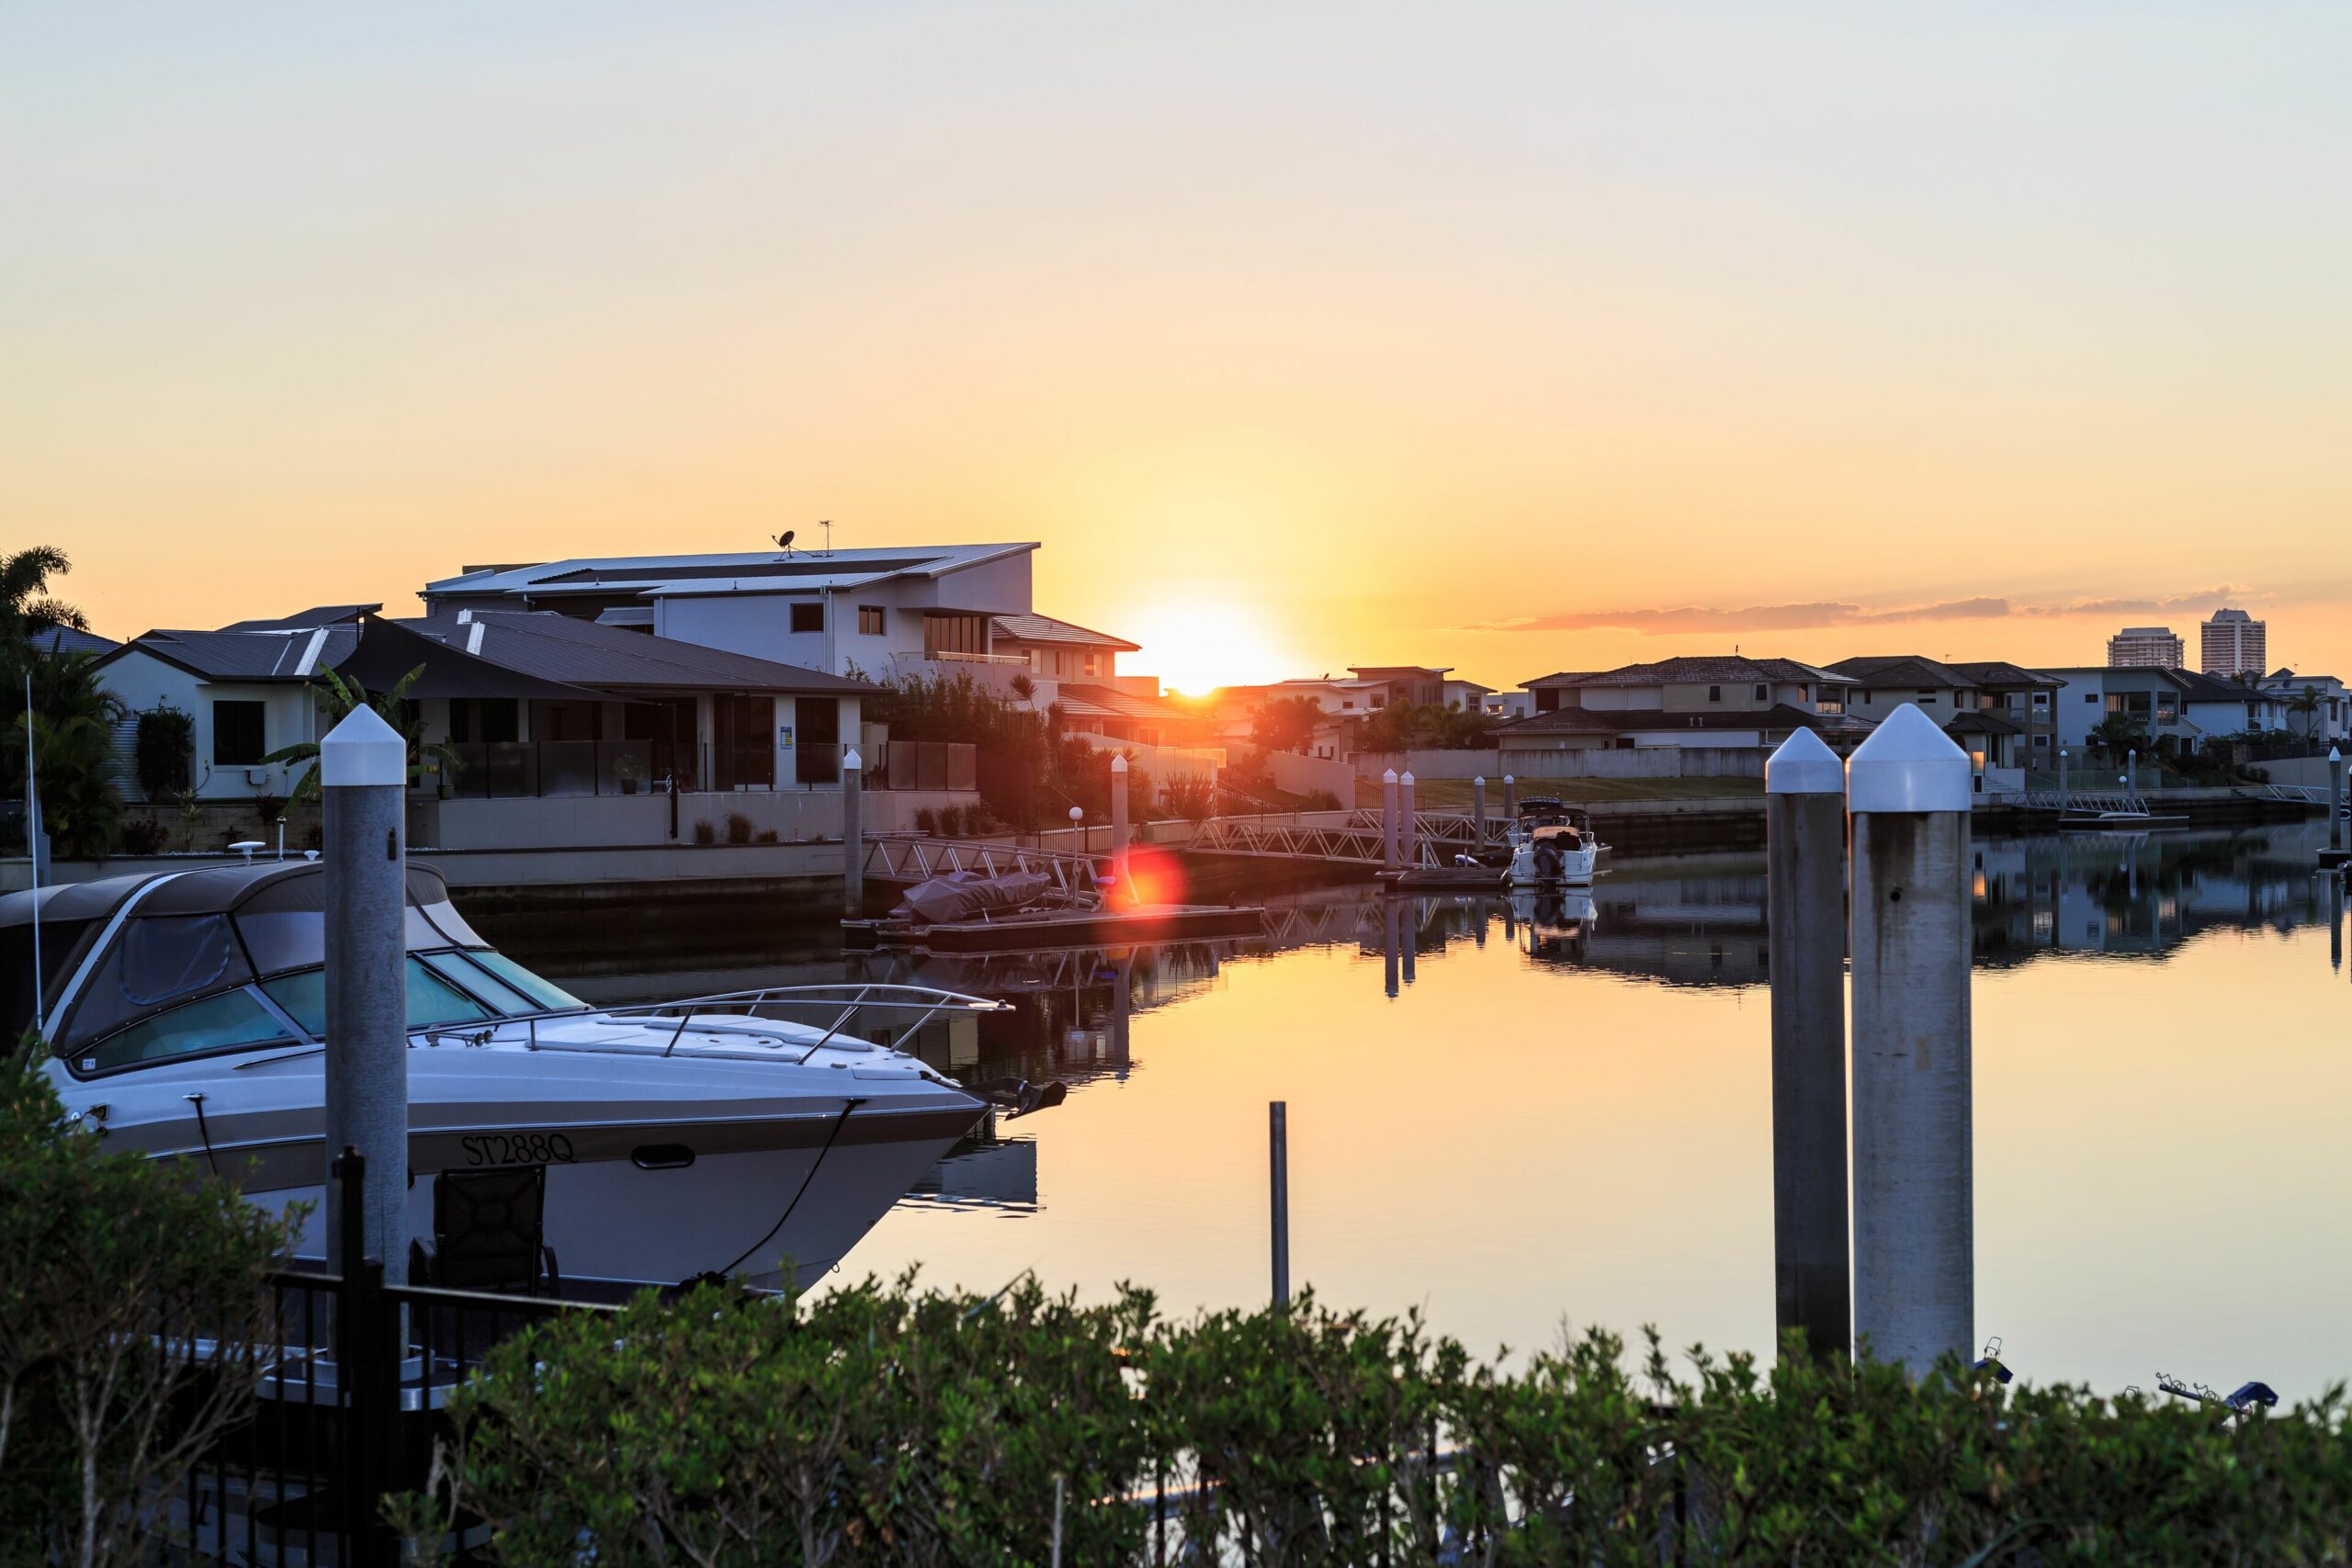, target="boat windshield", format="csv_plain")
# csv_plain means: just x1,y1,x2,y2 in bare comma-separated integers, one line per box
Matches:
68,947,589,1077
